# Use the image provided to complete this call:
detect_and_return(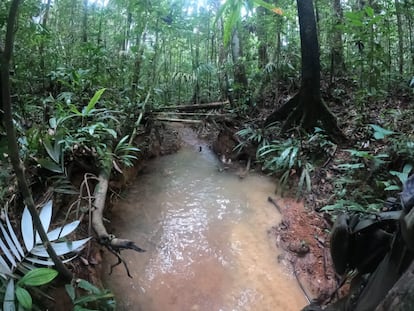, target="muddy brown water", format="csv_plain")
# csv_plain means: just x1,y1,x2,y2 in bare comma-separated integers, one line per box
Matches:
103,129,307,311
